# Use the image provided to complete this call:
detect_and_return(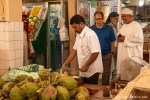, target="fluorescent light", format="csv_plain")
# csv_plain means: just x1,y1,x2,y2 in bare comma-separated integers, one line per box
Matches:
139,0,144,6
